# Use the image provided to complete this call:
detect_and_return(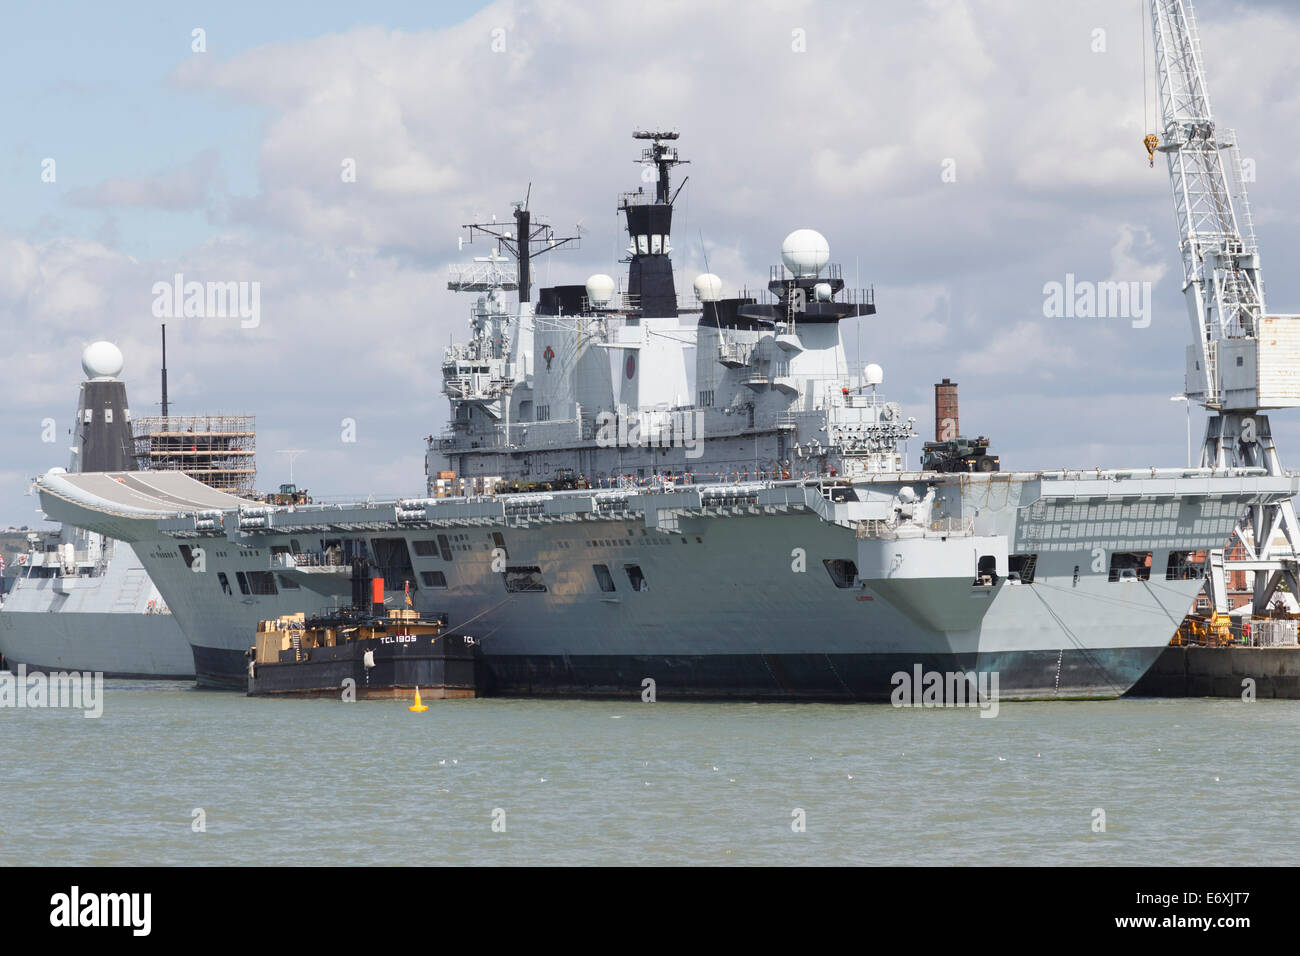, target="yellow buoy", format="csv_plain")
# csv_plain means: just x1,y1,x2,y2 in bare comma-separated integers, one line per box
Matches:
409,687,428,712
